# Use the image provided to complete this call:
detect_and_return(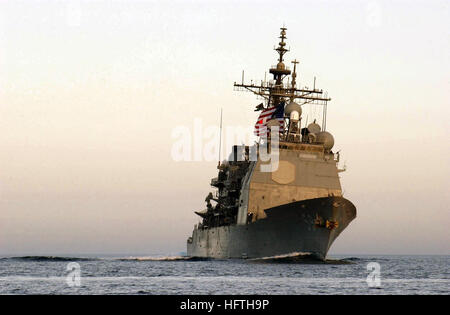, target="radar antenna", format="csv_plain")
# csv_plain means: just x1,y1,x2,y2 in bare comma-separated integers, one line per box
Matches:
233,27,331,109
